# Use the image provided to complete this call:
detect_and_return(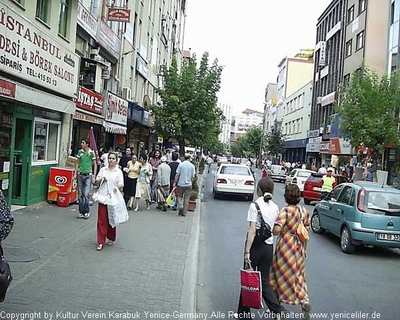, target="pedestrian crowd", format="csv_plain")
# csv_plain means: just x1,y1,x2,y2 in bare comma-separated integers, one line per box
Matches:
74,139,196,252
